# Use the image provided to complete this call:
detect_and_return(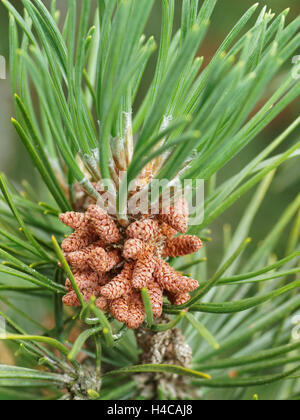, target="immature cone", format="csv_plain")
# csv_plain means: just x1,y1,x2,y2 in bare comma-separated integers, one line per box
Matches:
123,238,145,260
166,292,191,307
164,235,203,257
66,249,91,271
59,197,203,329
65,271,100,292
160,223,177,238
65,241,114,271
131,253,156,288
61,227,95,253
110,297,129,324
158,197,189,233
126,219,159,241
59,212,85,229
86,205,121,244
154,260,199,293
147,280,163,318
96,296,109,311
88,248,120,273
126,291,146,329
101,263,133,299
63,290,80,307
